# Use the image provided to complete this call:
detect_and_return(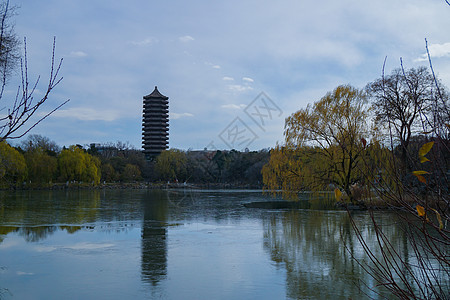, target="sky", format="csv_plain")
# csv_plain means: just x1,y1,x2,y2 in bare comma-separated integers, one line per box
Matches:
6,0,450,151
